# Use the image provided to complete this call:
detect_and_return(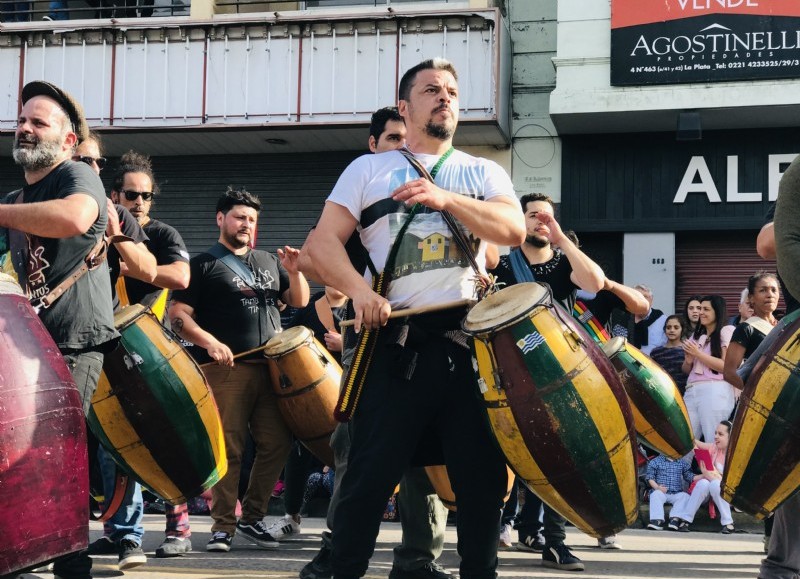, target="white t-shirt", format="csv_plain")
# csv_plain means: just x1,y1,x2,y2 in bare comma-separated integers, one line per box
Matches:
328,148,518,309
